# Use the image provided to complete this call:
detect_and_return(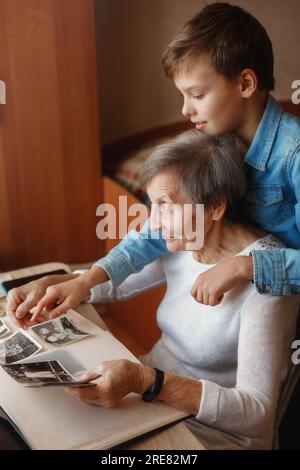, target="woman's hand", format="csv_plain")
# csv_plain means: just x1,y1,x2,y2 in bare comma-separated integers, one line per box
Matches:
191,255,254,306
31,277,91,323
65,360,150,408
67,359,202,416
7,274,75,328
